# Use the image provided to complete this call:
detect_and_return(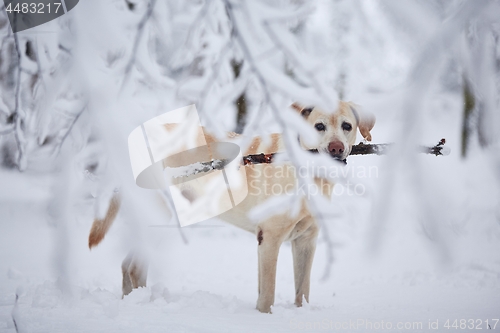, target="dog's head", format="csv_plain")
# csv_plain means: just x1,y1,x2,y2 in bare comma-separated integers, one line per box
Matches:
291,101,375,161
